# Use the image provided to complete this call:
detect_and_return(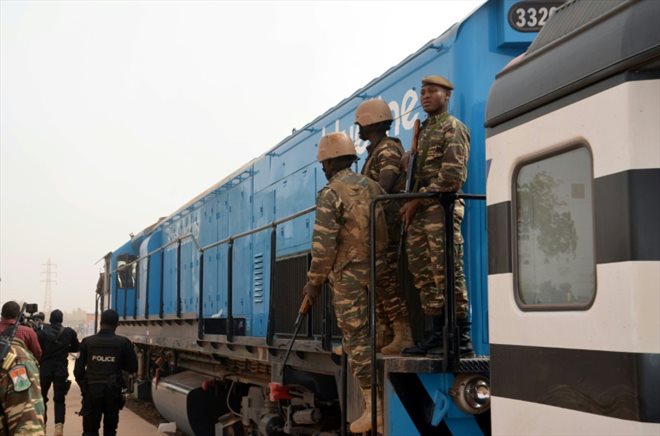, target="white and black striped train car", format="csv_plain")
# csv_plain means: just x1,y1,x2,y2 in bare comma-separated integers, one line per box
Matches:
485,0,659,434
